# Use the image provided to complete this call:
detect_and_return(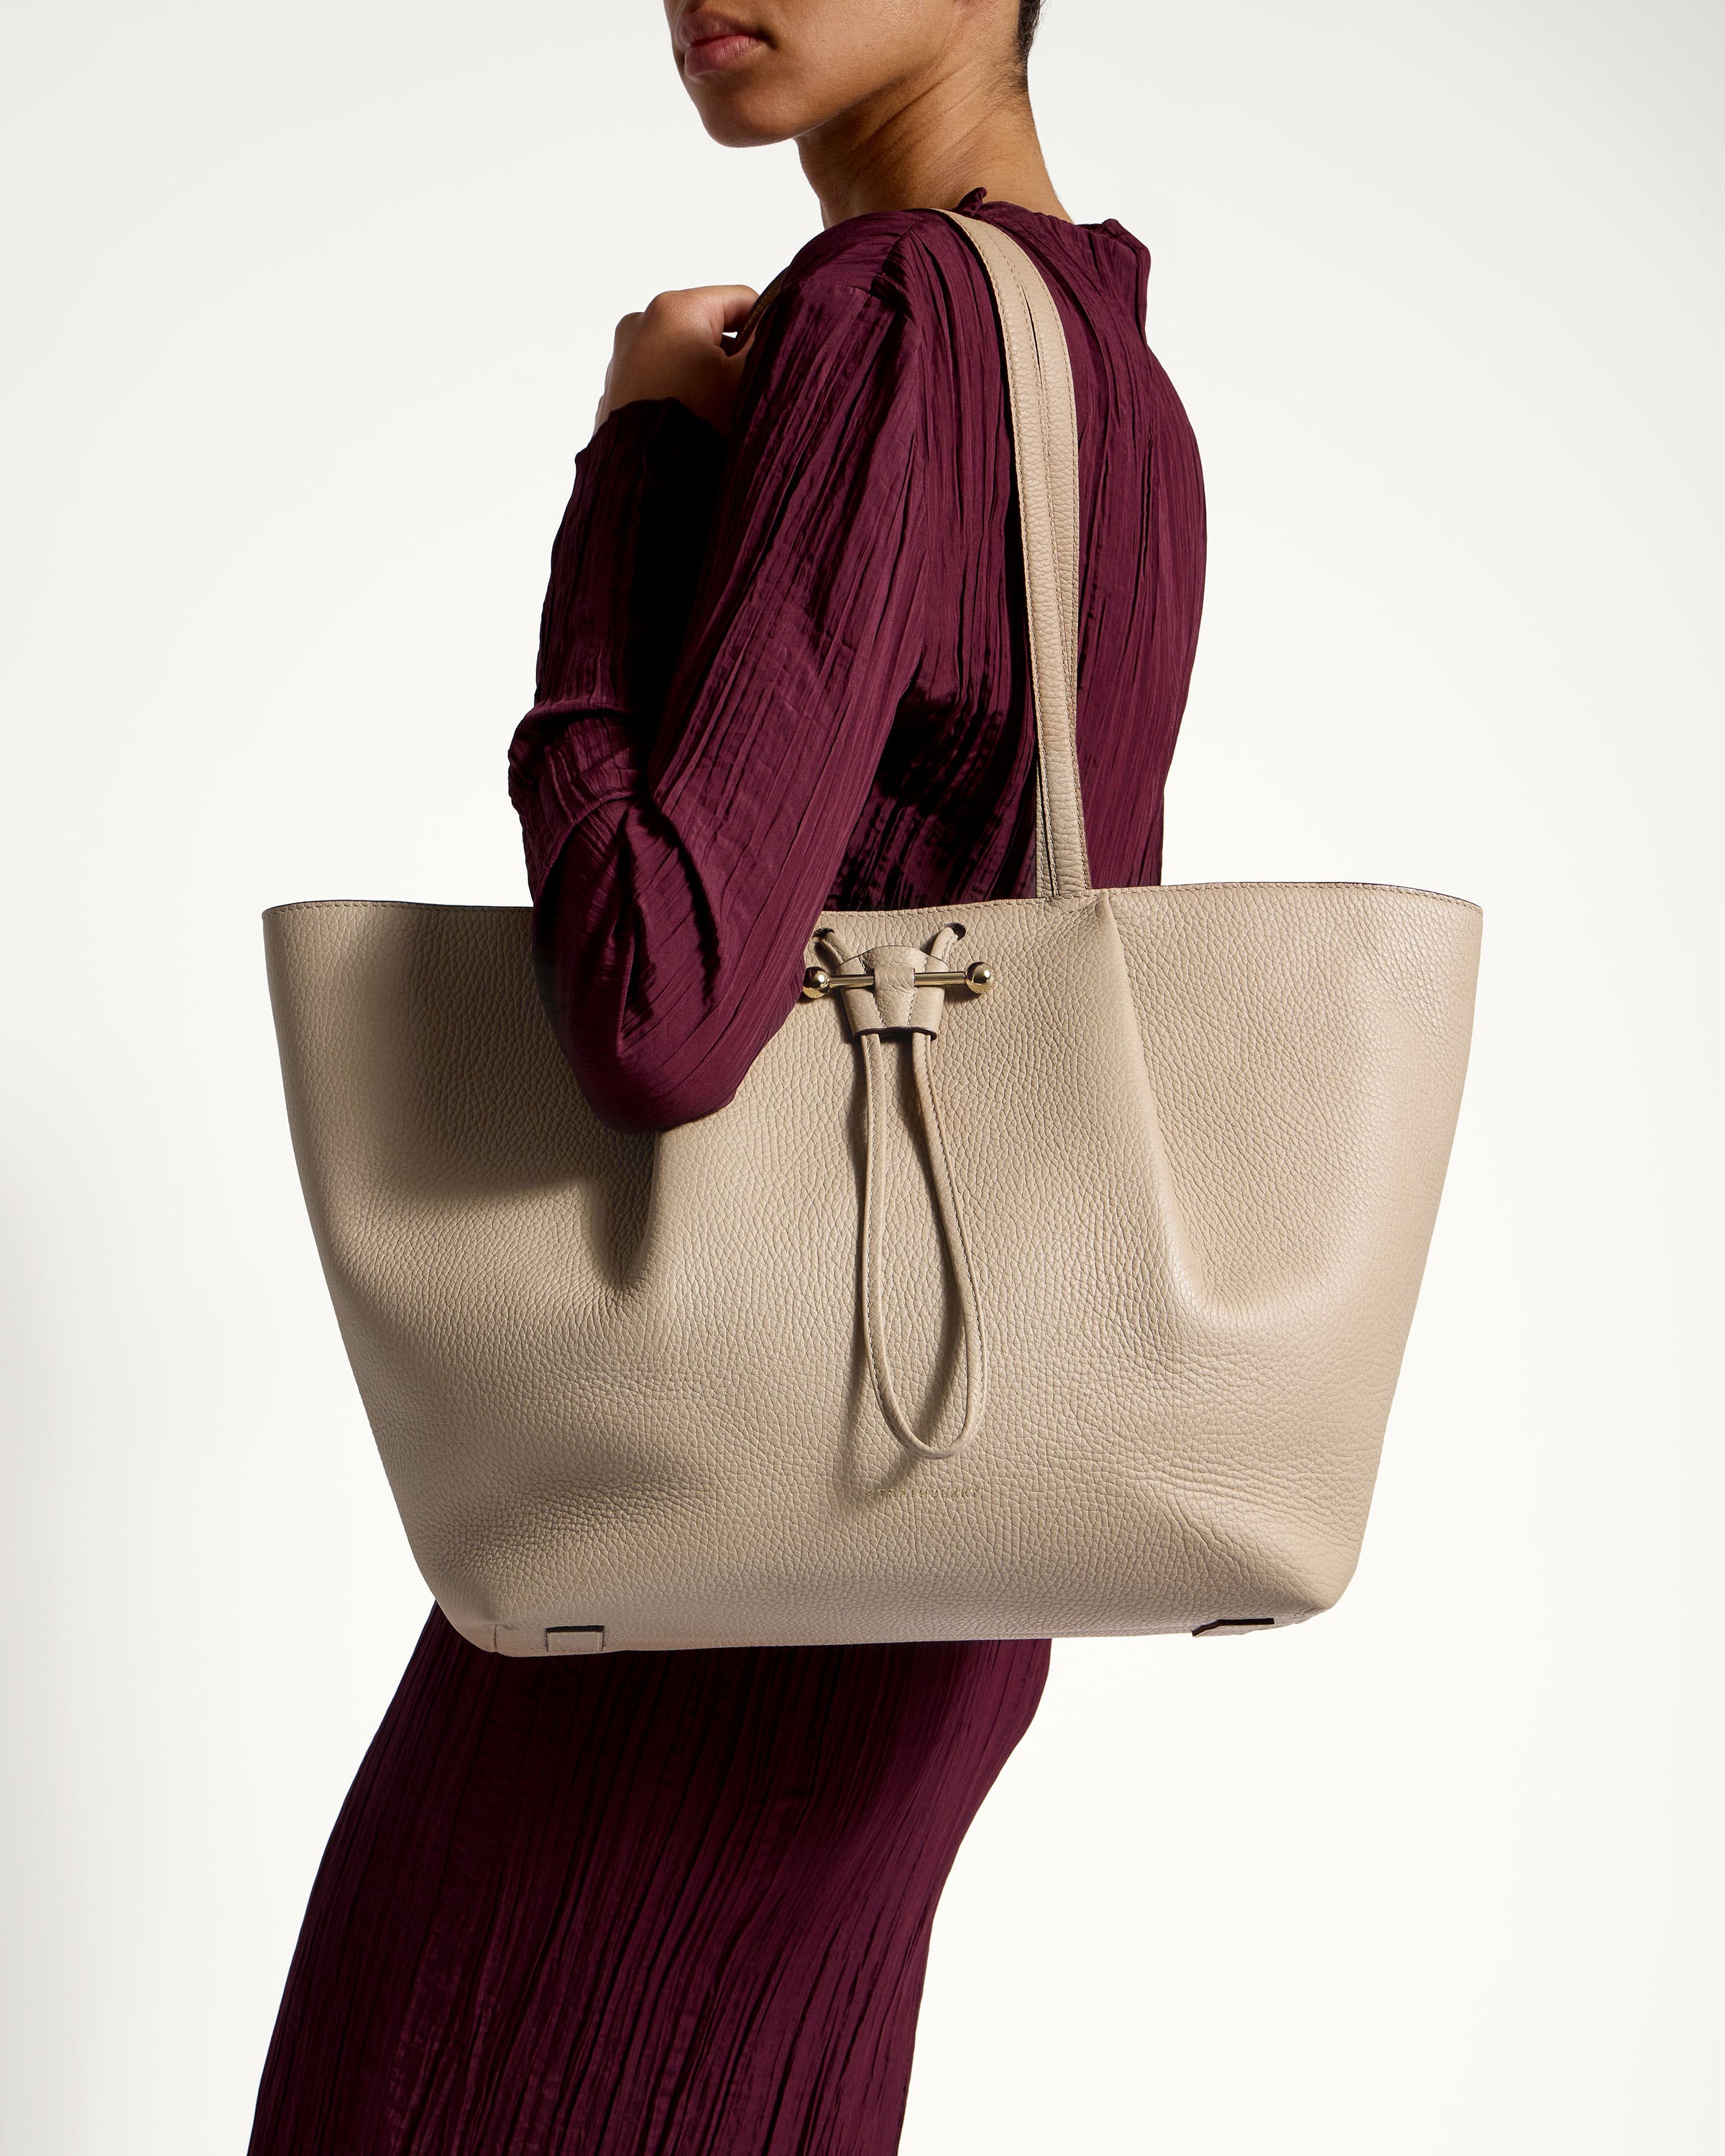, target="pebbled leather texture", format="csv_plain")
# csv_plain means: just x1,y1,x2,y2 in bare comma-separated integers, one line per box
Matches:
262,218,1481,1654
